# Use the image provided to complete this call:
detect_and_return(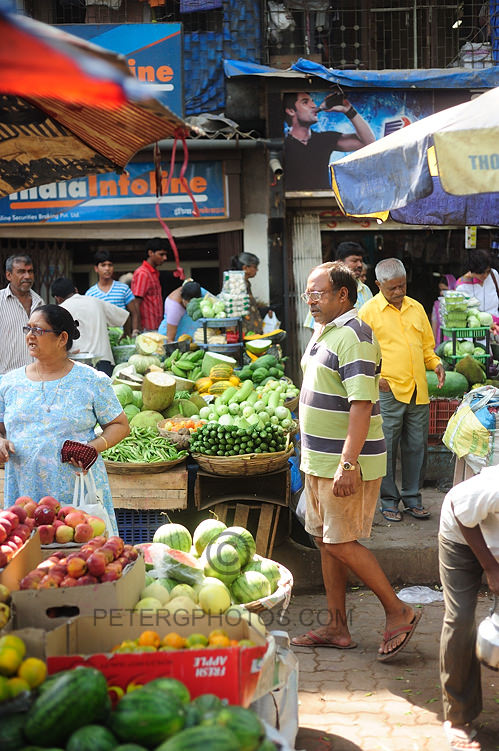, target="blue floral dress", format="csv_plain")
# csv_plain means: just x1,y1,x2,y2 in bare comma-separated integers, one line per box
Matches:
0,362,123,534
